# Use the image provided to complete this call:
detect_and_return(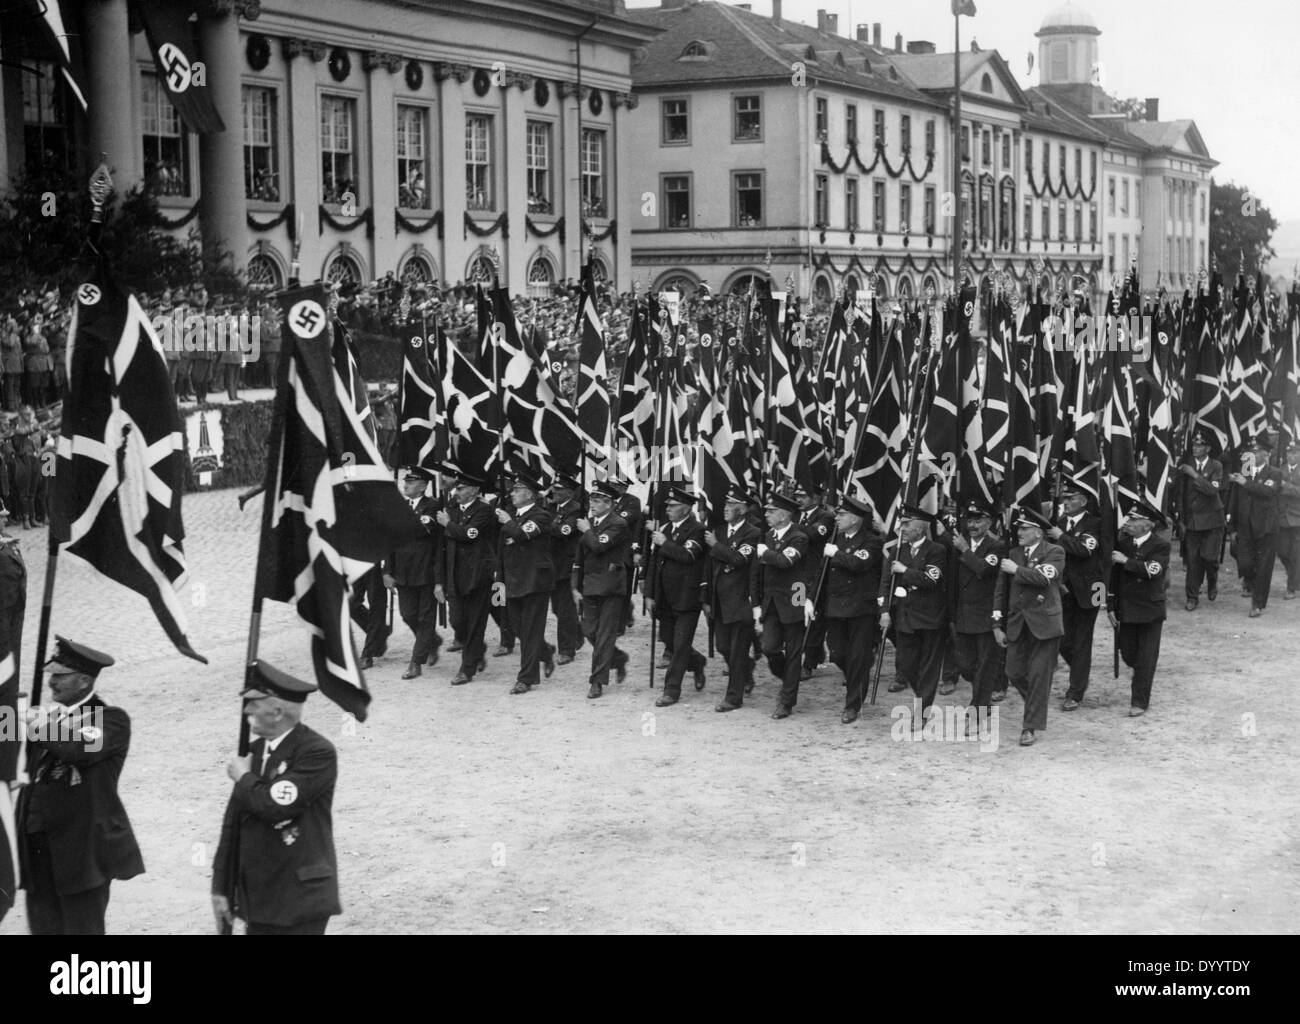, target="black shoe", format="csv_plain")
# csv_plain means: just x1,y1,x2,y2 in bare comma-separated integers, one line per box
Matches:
543,652,556,678
509,682,530,695
614,656,628,684
1019,730,1036,747
587,684,602,699
692,662,706,691
1249,606,1262,618
477,658,487,673
799,666,812,681
492,645,513,657
556,652,574,666
360,656,373,670
401,661,421,680
939,680,958,696
450,672,471,686
1185,598,1198,611
715,701,741,712
1063,697,1081,711
744,677,755,695
771,704,792,720
887,680,907,693
1207,585,1217,601
447,639,465,653
991,690,1007,704
841,709,859,724
655,695,678,707
426,645,440,669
